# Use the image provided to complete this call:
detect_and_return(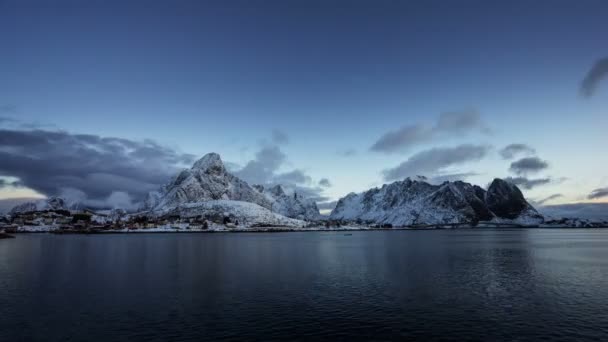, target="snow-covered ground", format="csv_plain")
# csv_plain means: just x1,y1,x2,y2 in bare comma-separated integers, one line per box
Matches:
153,200,308,228
13,224,383,233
